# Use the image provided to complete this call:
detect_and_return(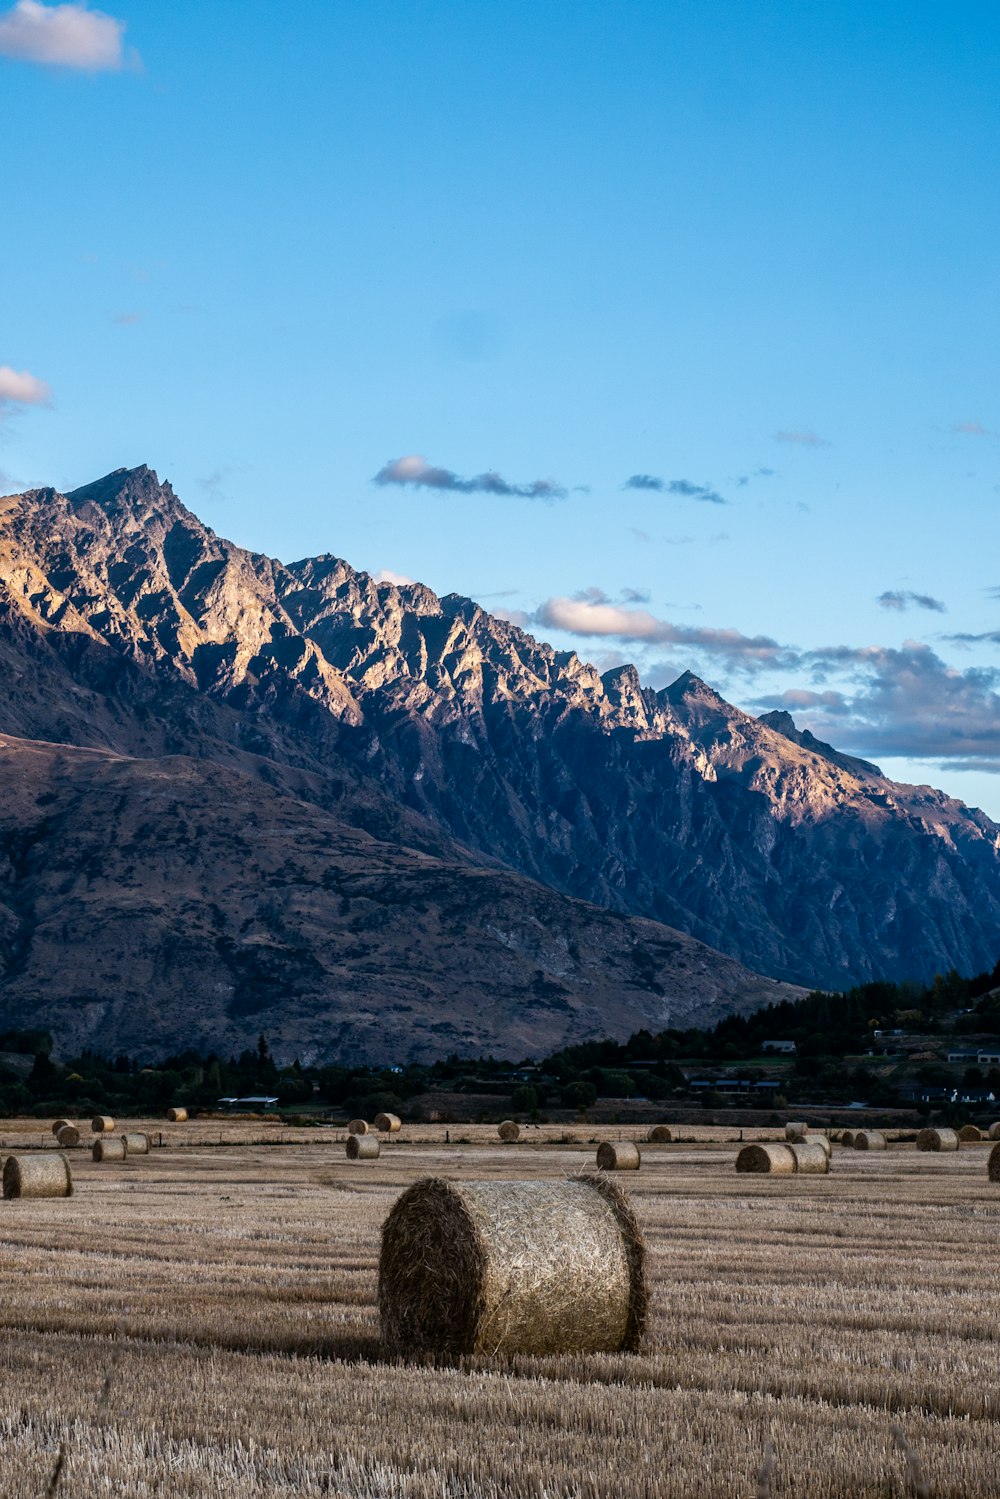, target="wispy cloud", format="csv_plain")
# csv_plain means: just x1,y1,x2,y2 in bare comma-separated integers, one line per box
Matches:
534,594,794,668
736,467,776,486
774,430,830,448
952,420,994,438
622,474,728,505
0,365,51,408
0,1,135,71
113,310,143,326
944,630,1000,647
877,589,946,614
374,454,567,501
